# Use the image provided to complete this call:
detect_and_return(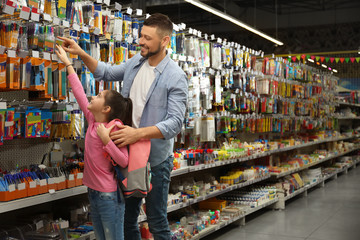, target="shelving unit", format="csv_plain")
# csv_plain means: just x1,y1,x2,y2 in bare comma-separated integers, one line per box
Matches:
0,186,87,214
